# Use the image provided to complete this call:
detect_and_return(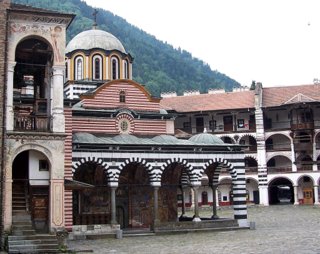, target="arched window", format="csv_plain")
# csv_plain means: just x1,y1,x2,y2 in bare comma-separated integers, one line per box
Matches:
111,57,119,80
74,56,83,80
92,55,102,80
123,60,129,79
119,90,126,103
